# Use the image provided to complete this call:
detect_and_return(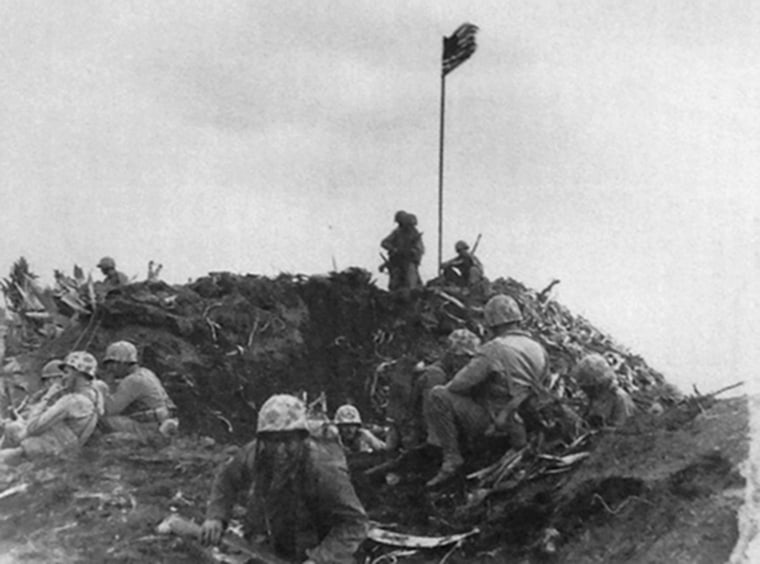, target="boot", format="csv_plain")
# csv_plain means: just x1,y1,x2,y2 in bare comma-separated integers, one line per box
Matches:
425,456,463,488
